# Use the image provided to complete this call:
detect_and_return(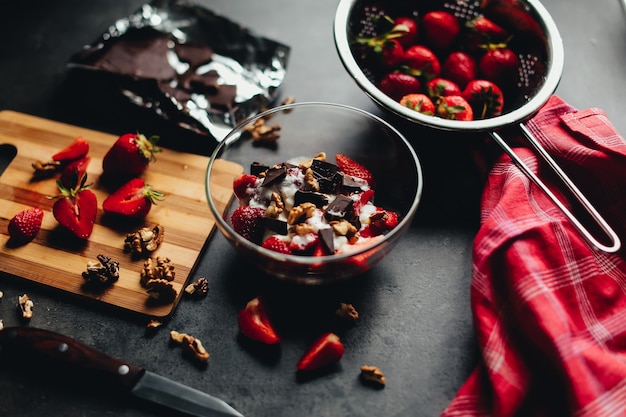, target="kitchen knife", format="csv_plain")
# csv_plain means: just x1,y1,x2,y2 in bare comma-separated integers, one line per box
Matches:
0,326,244,417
